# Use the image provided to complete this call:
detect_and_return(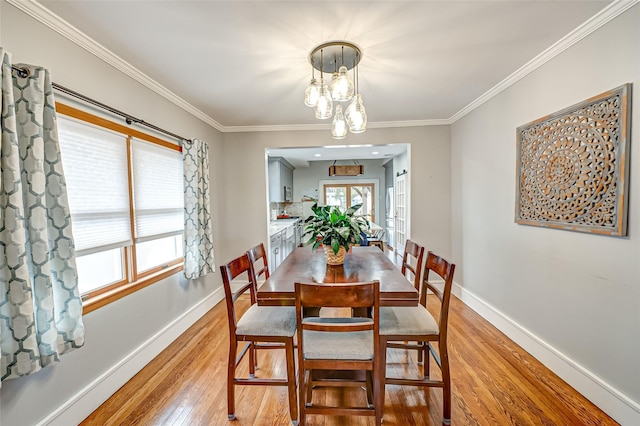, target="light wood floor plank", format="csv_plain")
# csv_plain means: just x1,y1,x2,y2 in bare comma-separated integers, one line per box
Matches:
81,290,617,426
